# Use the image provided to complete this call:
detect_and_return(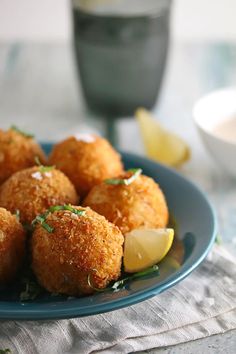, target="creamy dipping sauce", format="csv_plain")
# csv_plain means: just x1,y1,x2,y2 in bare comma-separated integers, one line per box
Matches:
212,117,236,143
